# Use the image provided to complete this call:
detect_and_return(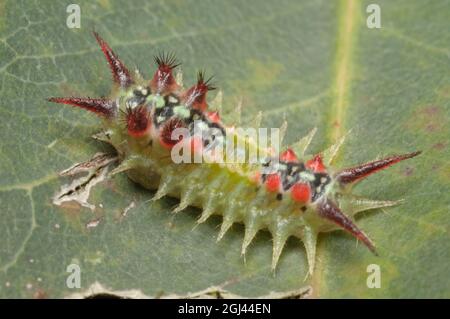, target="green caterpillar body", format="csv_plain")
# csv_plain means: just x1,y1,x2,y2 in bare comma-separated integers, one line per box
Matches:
49,32,420,276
